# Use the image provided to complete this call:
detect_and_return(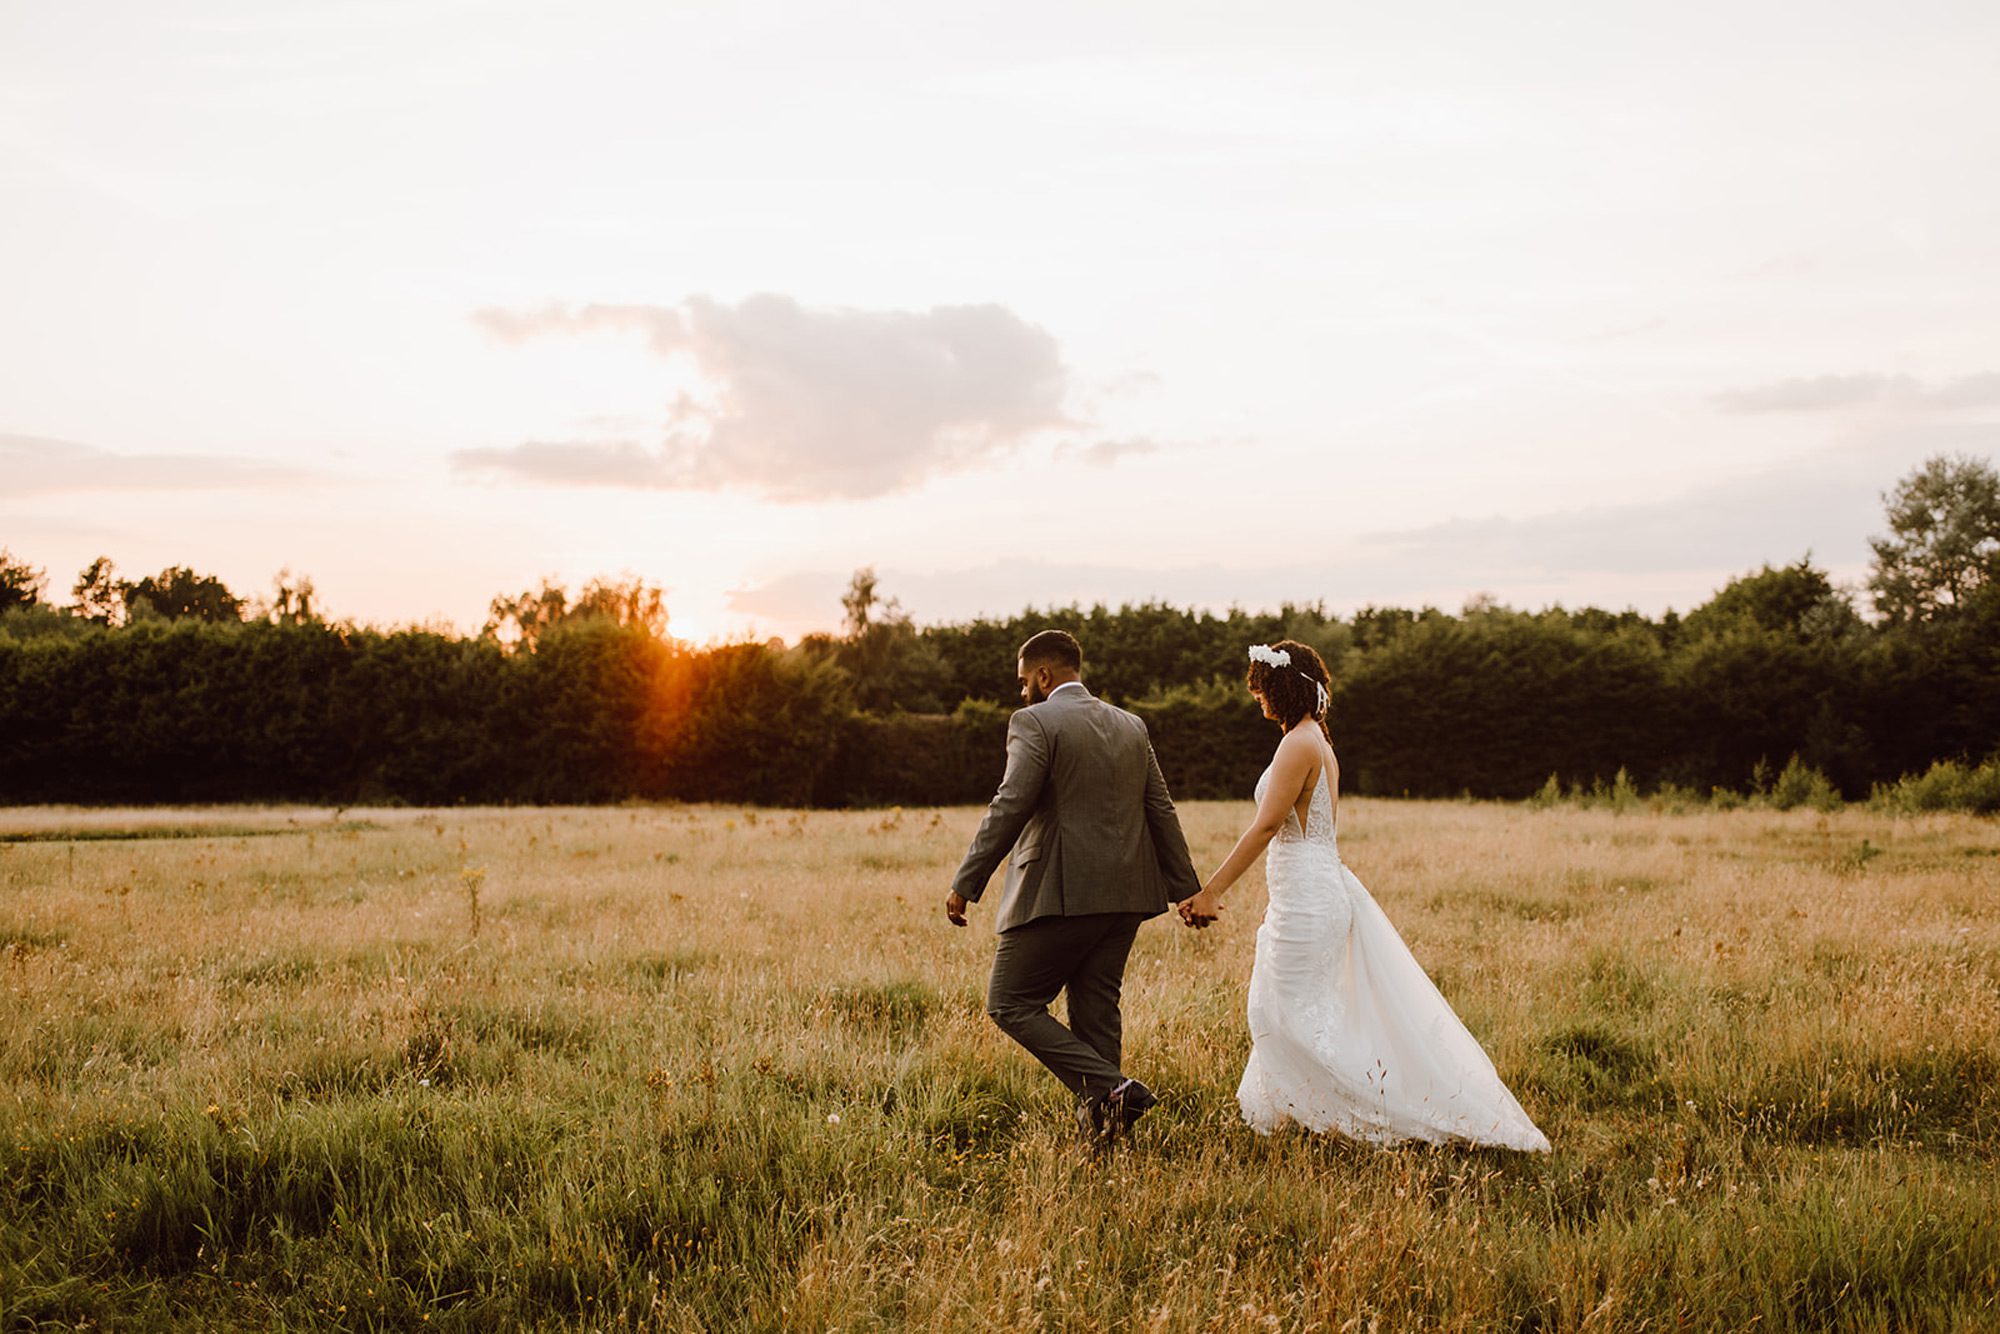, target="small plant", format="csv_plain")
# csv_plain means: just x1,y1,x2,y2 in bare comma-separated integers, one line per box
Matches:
402,1008,458,1086
1528,774,1564,810
1837,838,1885,872
644,1066,675,1119
459,865,486,937
1649,783,1703,814
1609,767,1641,814
1750,758,1774,798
